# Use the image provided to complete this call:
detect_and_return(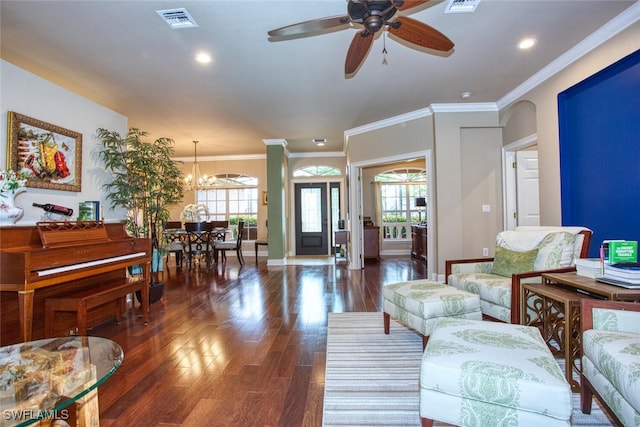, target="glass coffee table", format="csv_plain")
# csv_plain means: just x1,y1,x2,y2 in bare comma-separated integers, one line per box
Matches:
0,336,123,426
